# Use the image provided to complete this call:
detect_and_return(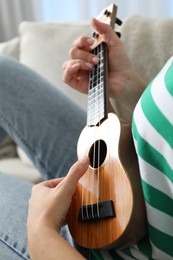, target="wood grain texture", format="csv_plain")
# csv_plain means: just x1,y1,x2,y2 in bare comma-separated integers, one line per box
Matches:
67,114,146,249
